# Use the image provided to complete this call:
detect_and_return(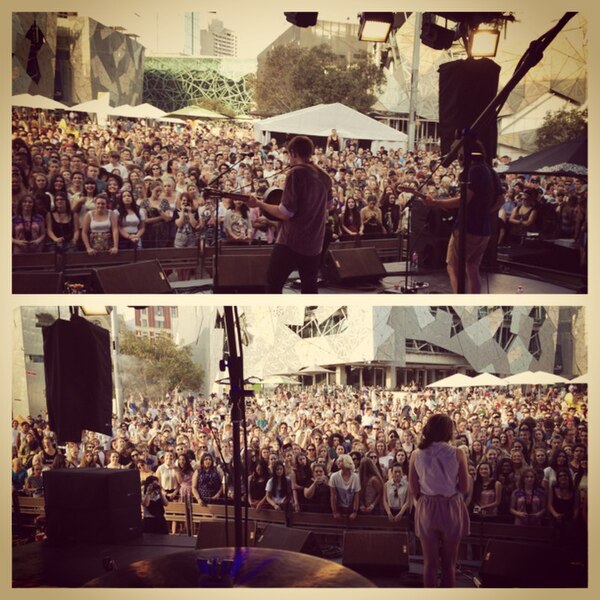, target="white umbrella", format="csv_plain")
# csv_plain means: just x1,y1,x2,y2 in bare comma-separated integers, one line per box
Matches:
12,93,68,110
569,374,588,384
428,373,474,388
471,373,507,386
107,103,166,119
215,376,262,385
261,375,301,385
298,365,335,375
504,370,570,385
